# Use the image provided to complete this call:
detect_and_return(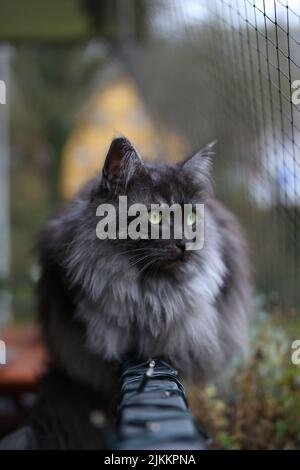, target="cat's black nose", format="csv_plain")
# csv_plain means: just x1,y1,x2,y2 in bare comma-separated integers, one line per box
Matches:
176,240,186,252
